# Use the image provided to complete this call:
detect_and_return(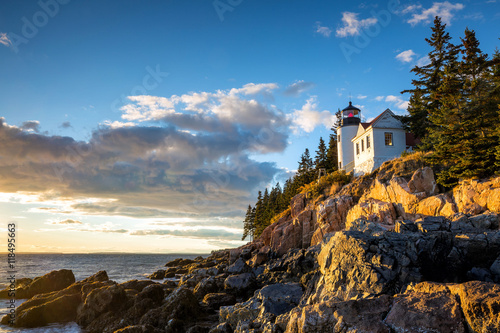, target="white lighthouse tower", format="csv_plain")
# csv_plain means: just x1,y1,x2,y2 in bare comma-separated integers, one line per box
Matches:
337,101,361,172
